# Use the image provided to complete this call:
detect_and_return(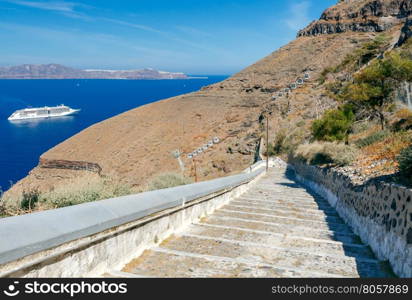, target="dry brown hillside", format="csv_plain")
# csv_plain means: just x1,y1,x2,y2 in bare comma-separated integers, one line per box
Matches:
5,0,412,198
